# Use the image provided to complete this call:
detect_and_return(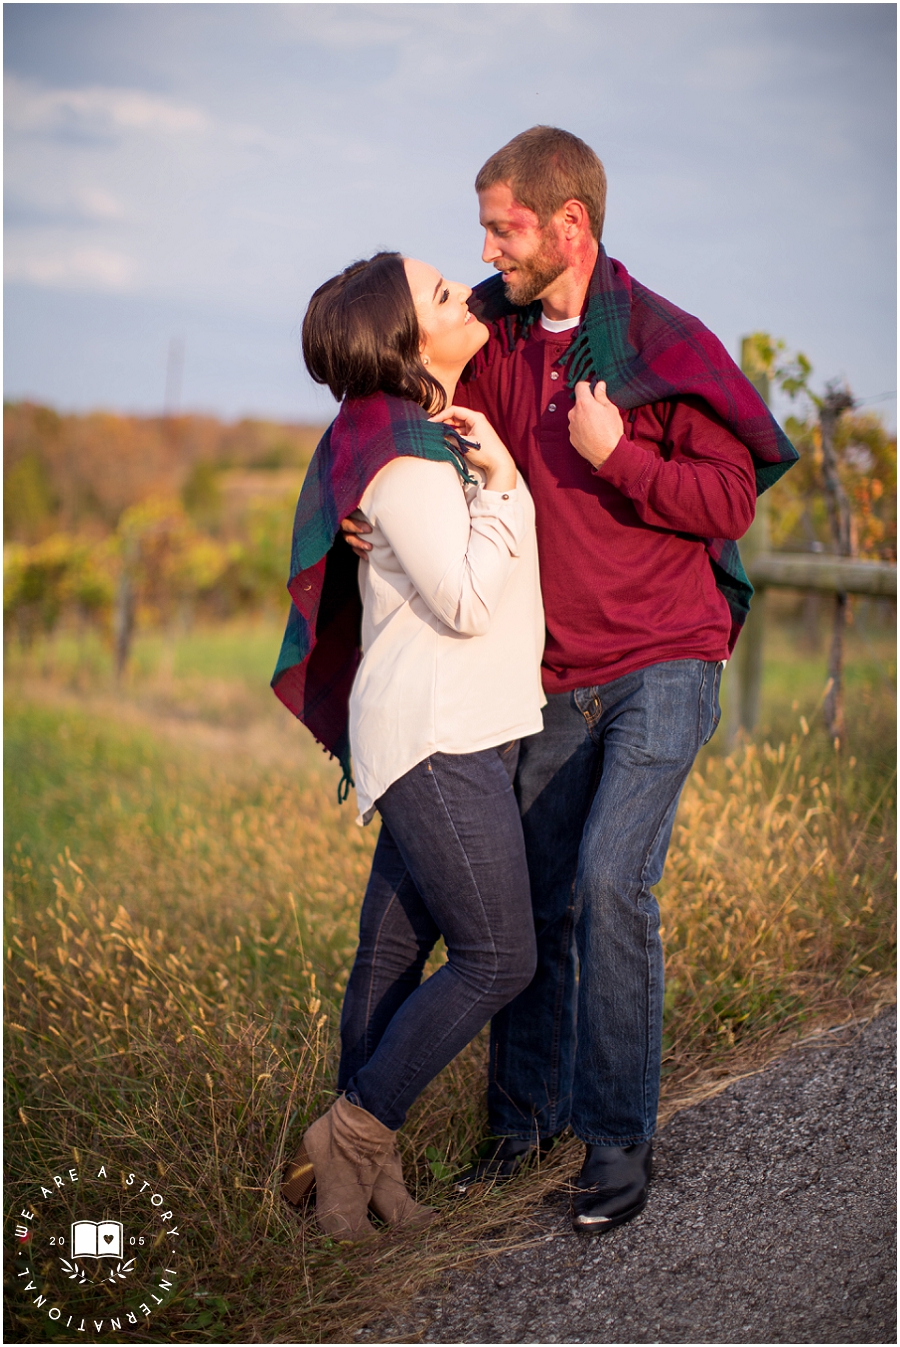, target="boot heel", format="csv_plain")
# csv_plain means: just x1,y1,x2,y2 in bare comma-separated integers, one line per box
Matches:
282,1142,316,1205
